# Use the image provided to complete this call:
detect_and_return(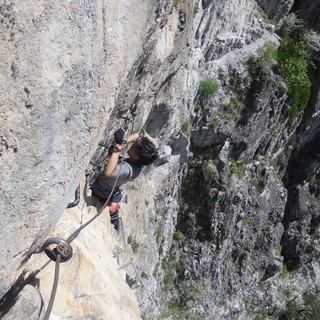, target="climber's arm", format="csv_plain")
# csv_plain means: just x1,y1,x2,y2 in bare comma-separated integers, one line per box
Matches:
127,132,140,143
104,143,123,176
103,130,139,177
